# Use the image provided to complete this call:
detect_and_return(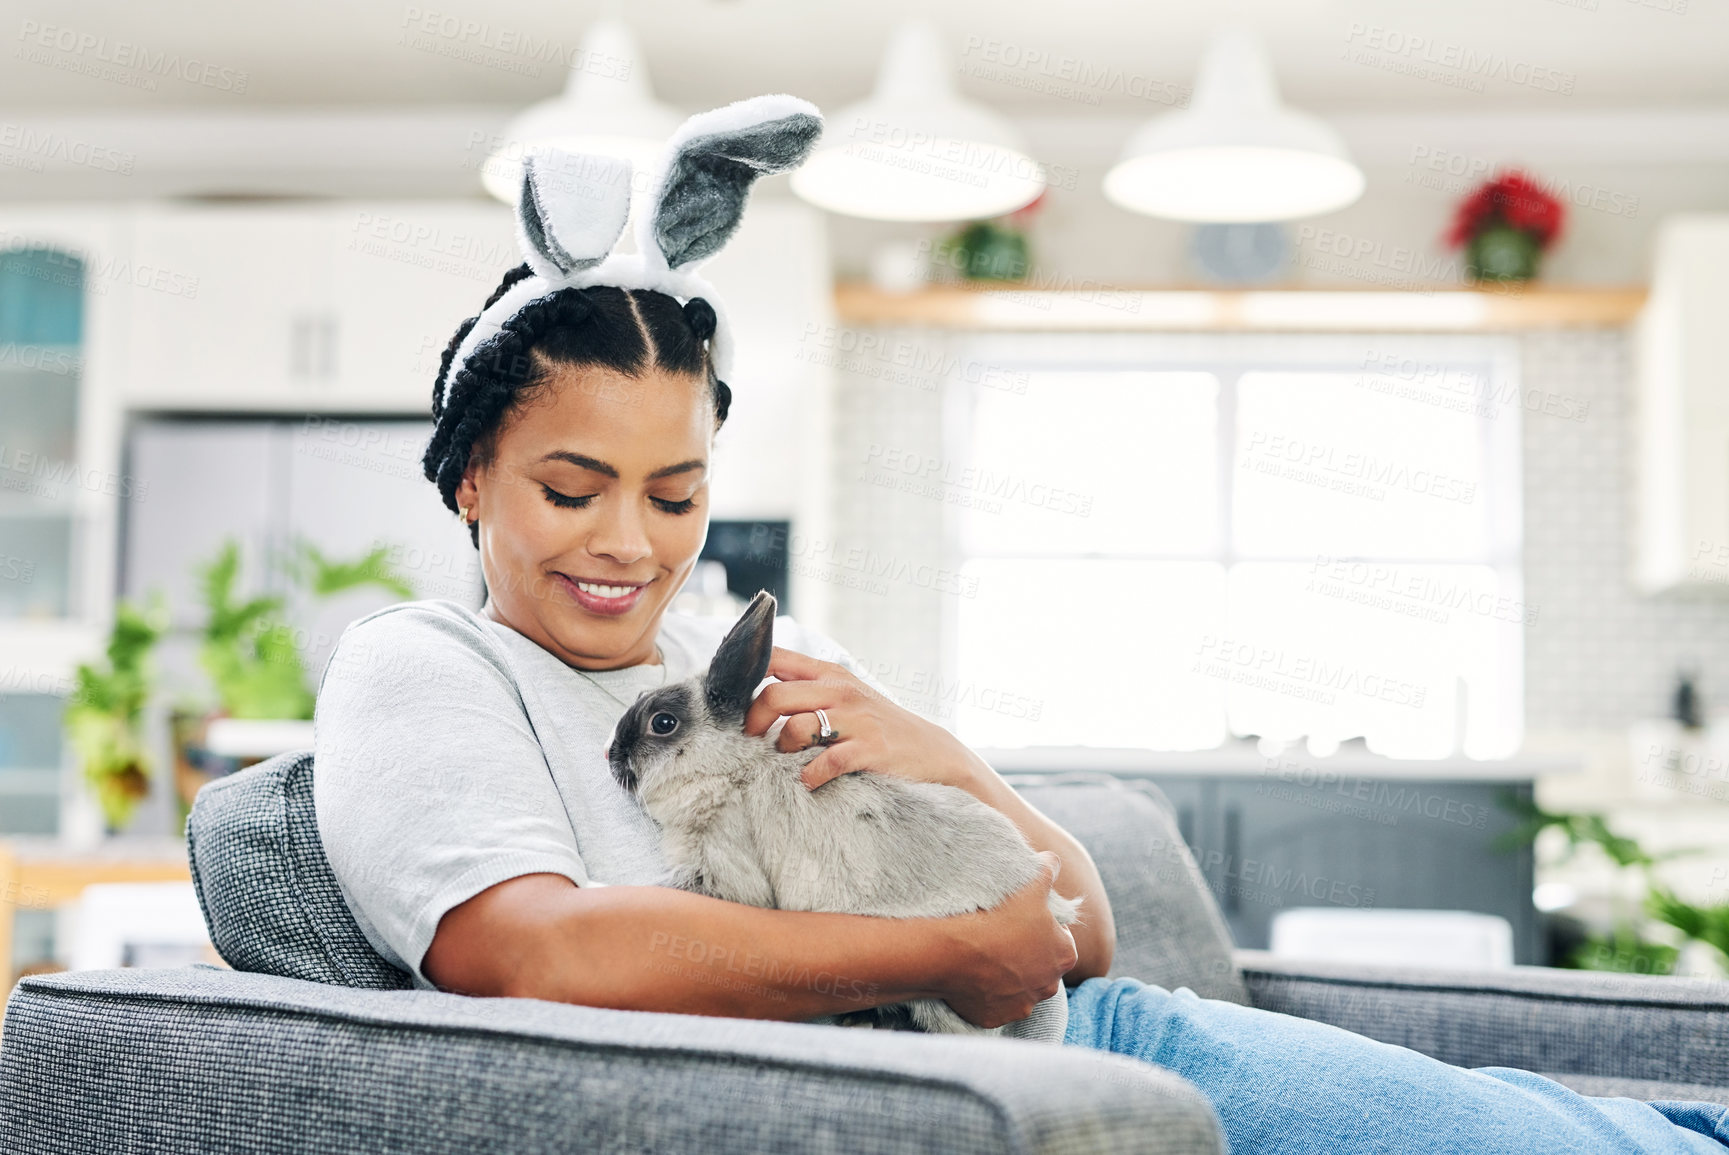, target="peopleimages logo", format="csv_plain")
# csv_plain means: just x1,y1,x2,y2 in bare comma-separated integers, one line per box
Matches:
16,20,250,93
1194,635,1429,710
1240,430,1478,506
1342,23,1576,95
